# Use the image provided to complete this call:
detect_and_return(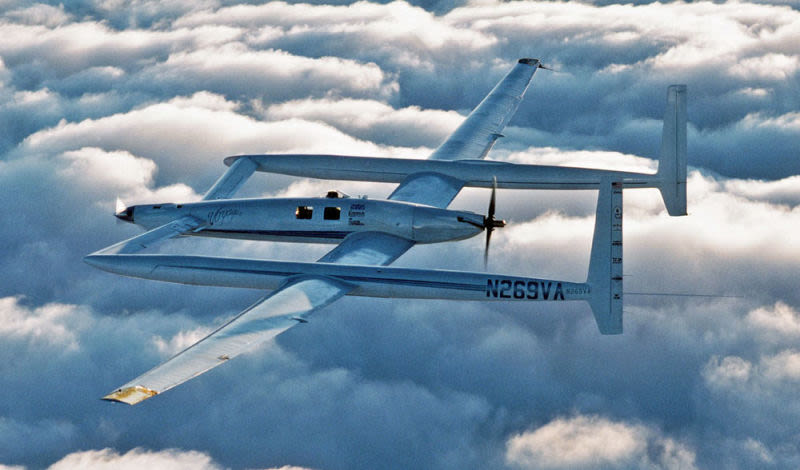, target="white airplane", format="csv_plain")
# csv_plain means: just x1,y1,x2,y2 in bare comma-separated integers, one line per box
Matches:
87,180,622,405
87,58,685,404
